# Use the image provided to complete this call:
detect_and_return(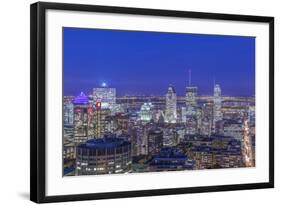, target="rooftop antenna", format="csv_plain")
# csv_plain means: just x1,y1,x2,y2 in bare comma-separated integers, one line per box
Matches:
188,69,191,86
213,76,216,87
